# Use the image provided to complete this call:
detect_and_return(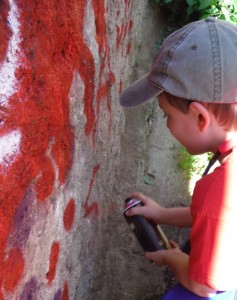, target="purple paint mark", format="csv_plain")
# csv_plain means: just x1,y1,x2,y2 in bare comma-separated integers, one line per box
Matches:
10,188,35,248
20,277,38,300
54,289,62,300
